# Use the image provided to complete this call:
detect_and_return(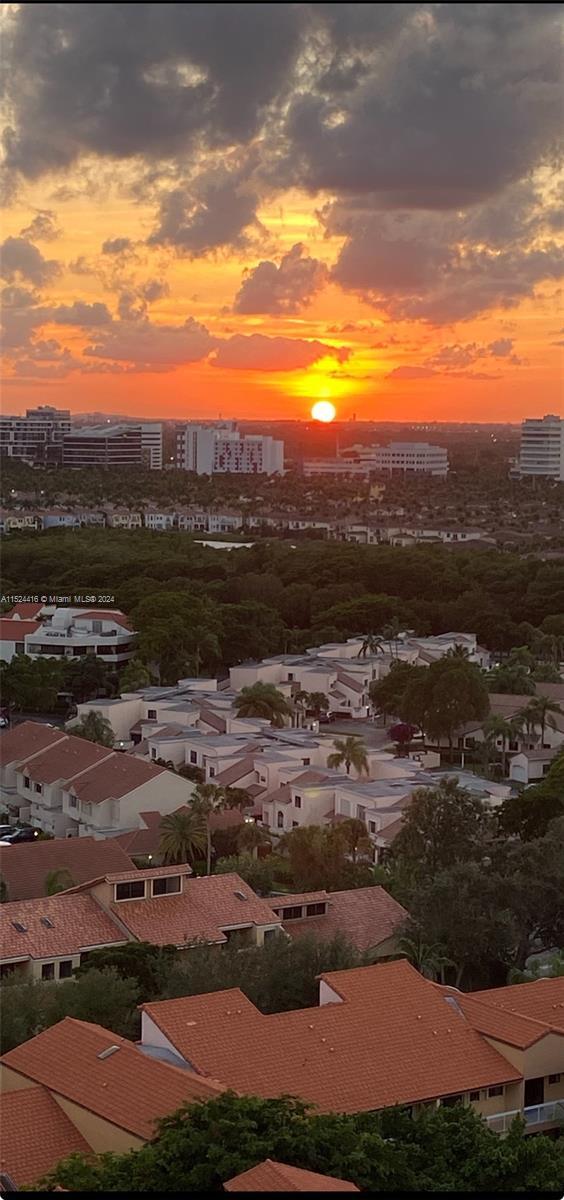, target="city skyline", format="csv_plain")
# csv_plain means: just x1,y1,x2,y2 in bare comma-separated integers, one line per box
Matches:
2,4,563,423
